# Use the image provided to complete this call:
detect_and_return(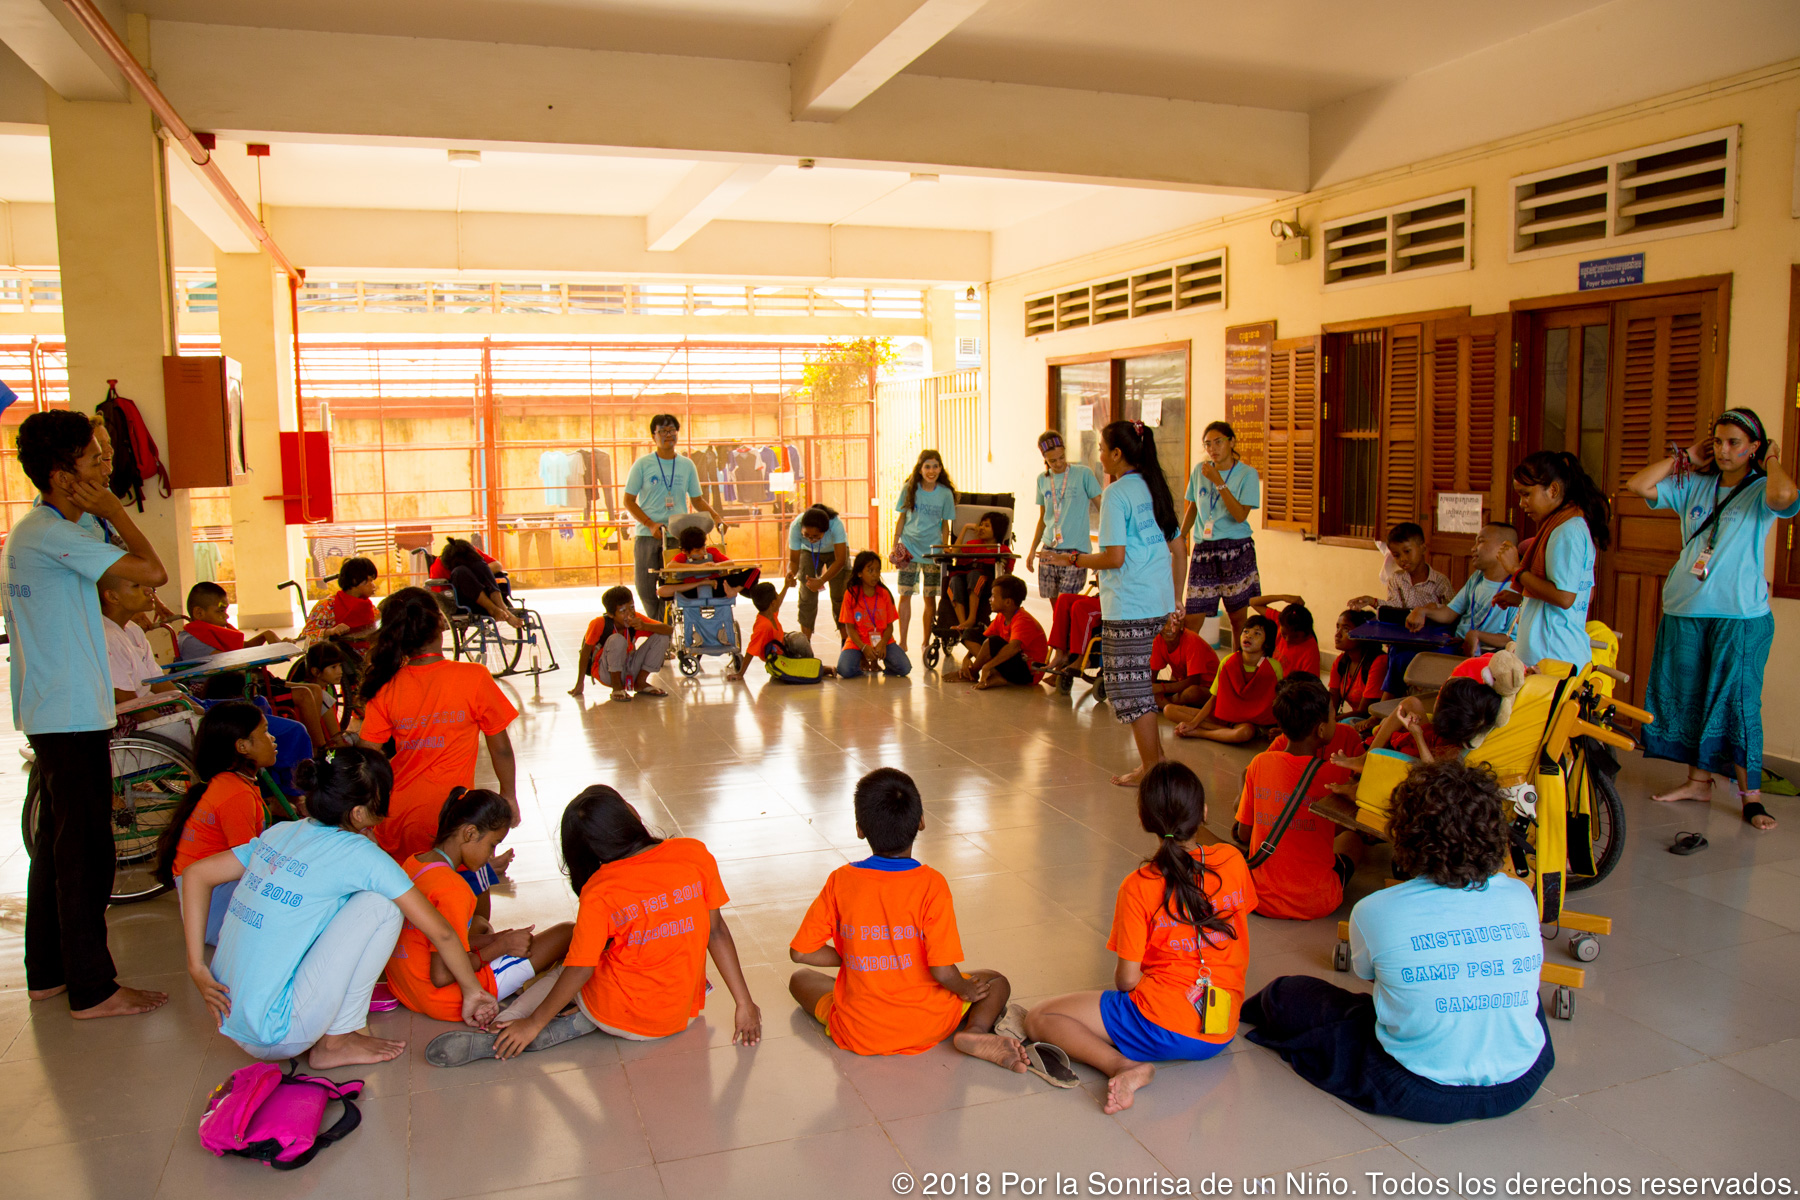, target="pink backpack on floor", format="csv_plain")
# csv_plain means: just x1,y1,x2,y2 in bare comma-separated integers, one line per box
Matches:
199,1061,364,1169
